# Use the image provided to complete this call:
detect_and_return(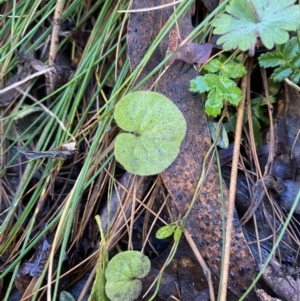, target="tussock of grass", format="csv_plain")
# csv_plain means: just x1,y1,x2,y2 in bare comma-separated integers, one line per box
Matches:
0,0,200,300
